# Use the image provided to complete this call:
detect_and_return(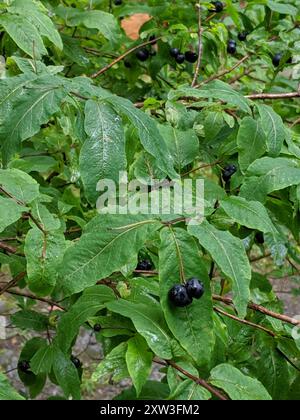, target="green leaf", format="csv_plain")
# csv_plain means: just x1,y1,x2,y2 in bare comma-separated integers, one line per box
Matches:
57,285,116,353
0,196,28,232
61,214,161,296
126,335,153,396
30,344,55,375
55,6,121,45
267,1,298,15
92,342,129,382
220,196,277,233
79,100,126,204
107,299,173,359
169,81,251,114
159,227,215,366
255,335,289,400
8,0,63,50
240,157,300,202
0,77,65,165
188,221,251,318
115,381,170,400
210,364,272,400
0,169,39,203
256,104,285,157
25,228,66,296
106,95,178,179
53,348,81,400
158,125,199,171
169,379,211,400
18,337,47,398
0,14,47,58
11,310,49,332
0,373,25,400
237,117,267,174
